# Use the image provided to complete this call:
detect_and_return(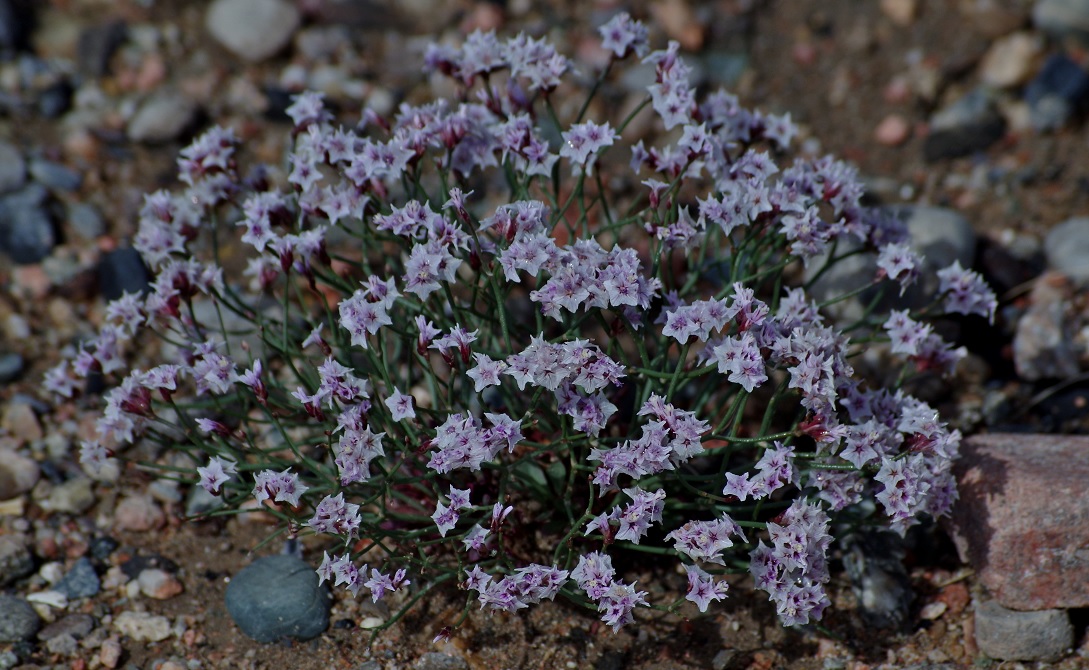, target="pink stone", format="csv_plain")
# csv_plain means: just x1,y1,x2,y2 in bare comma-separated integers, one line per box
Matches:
874,114,911,146
113,494,165,532
946,433,1089,610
